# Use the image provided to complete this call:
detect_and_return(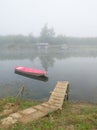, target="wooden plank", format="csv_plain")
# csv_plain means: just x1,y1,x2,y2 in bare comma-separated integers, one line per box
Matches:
49,95,64,101
21,108,36,115
33,105,54,113
41,102,57,109
50,91,65,98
